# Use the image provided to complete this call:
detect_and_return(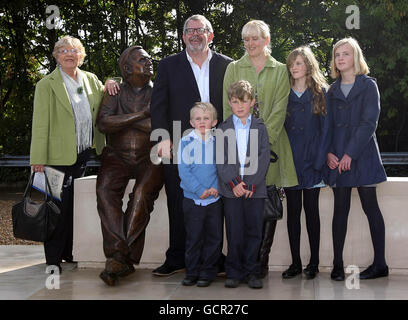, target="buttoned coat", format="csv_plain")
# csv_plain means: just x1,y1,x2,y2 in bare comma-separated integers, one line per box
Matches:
30,68,105,165
285,88,328,189
150,50,233,137
216,115,270,198
223,53,298,188
325,74,387,187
